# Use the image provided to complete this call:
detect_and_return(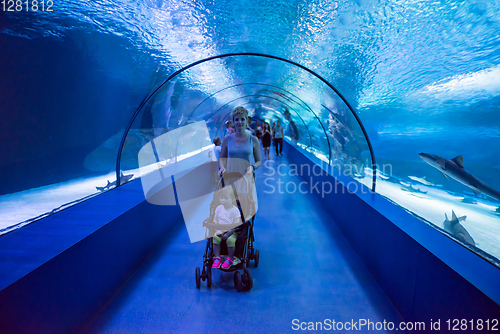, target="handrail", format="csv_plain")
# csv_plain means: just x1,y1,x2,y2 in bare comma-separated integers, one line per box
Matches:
116,53,377,191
